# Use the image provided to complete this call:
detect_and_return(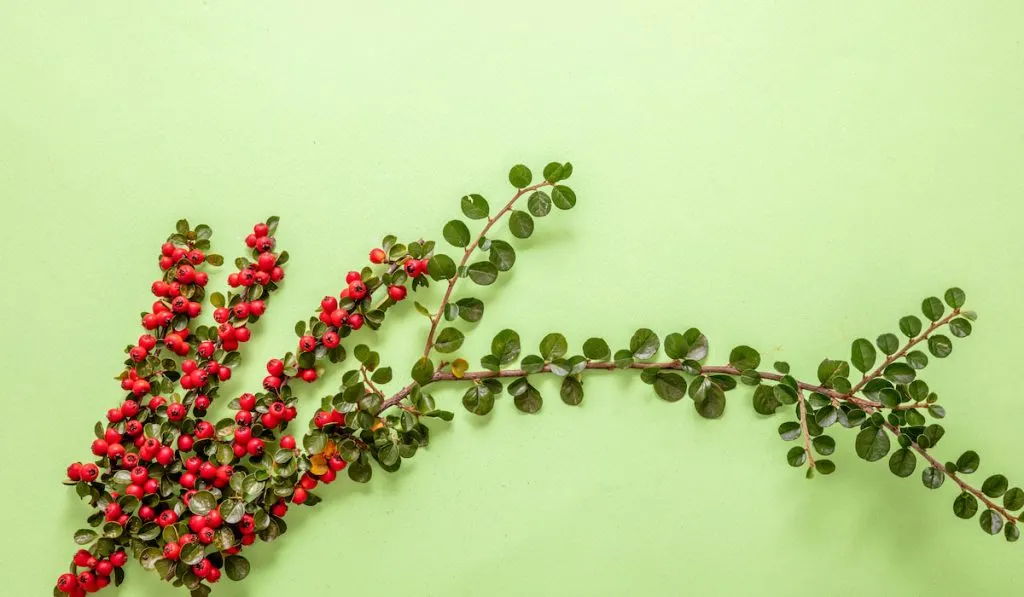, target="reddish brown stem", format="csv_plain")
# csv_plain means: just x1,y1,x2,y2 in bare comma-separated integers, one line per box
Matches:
421,180,553,358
